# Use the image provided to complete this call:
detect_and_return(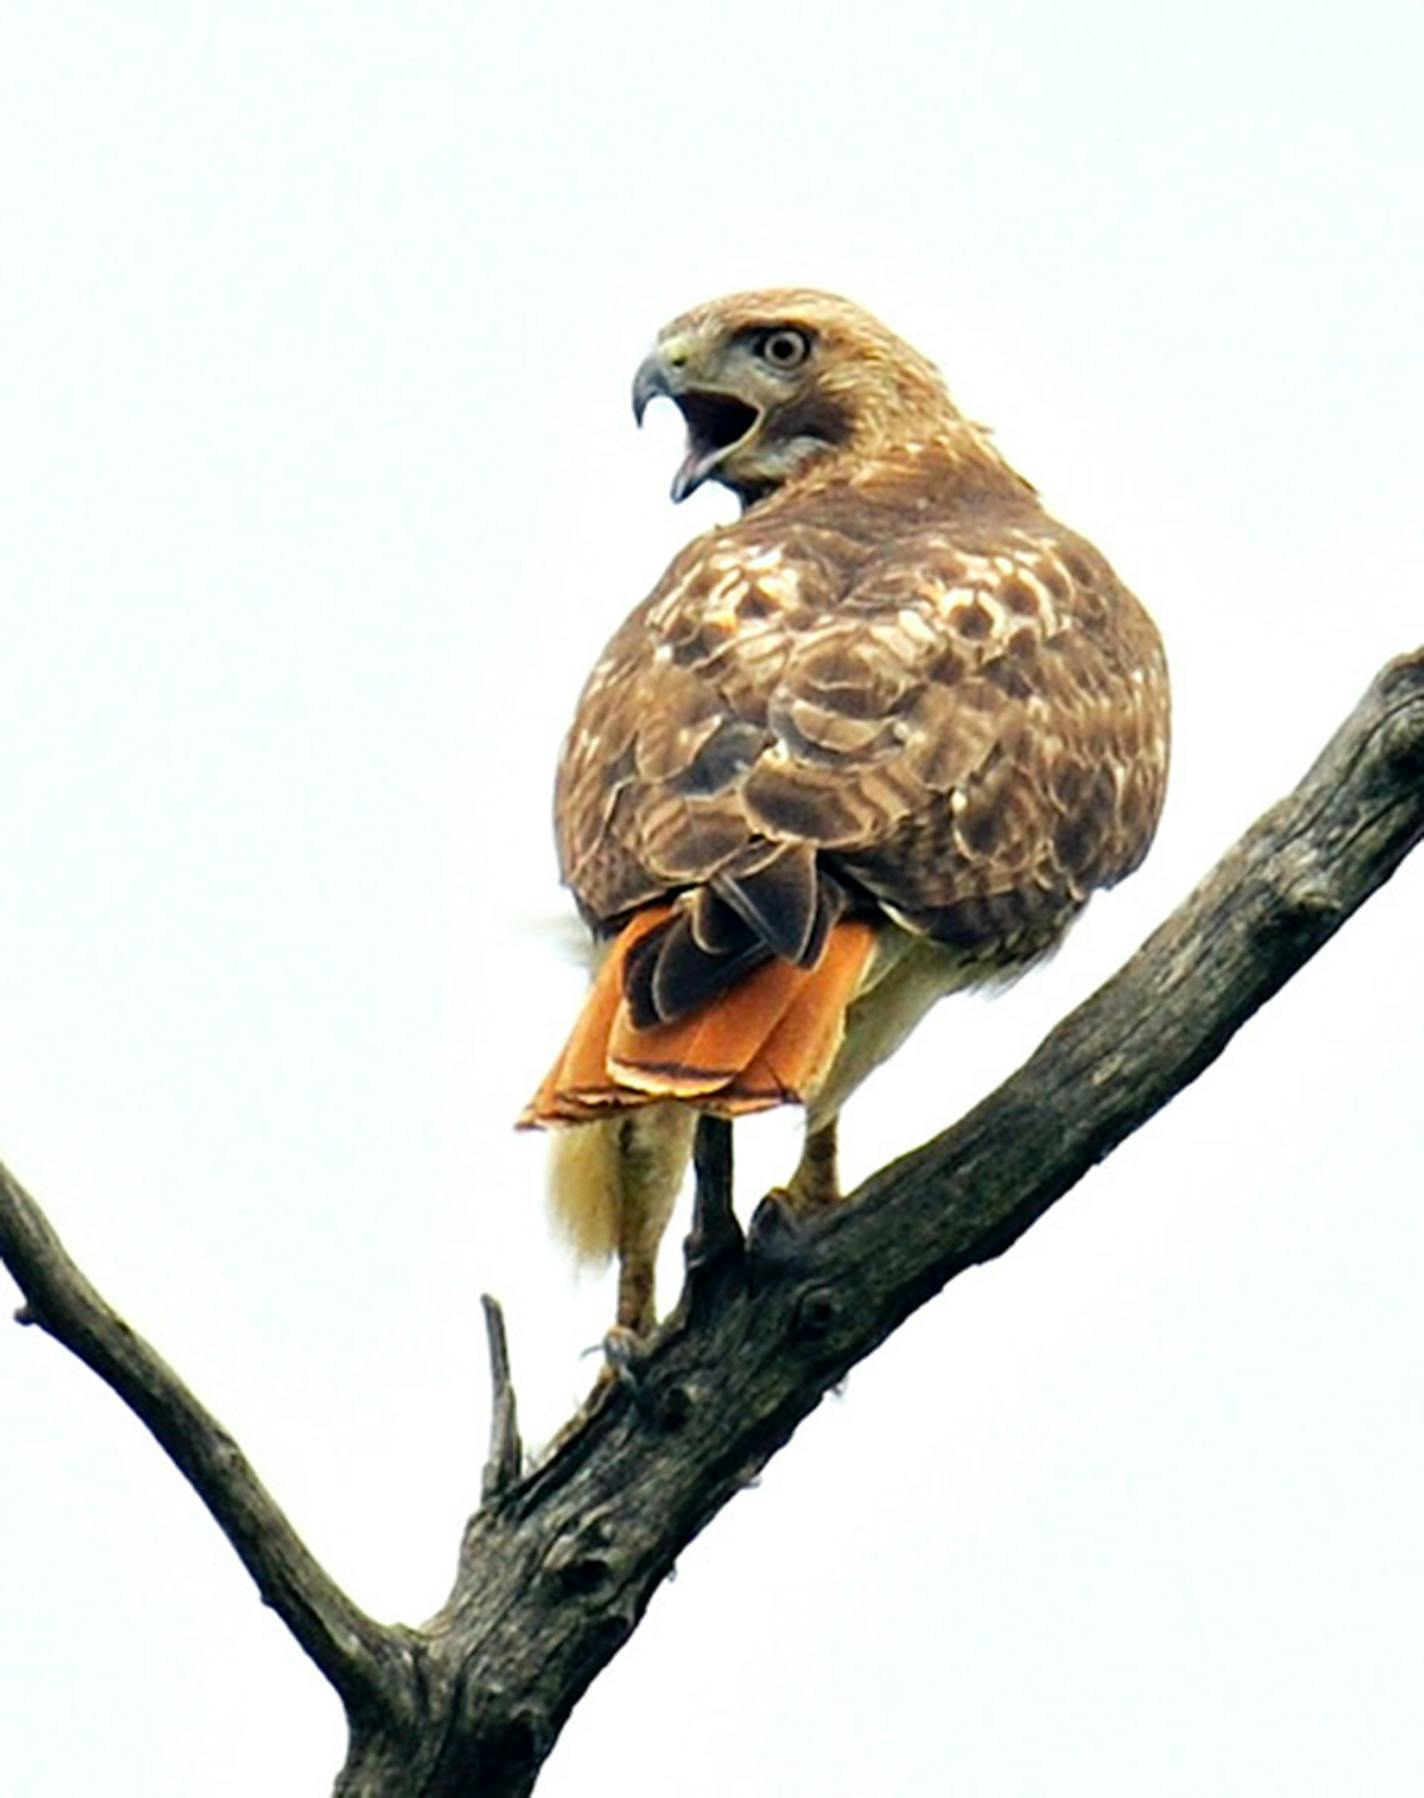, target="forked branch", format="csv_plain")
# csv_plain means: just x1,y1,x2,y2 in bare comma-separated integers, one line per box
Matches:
2,648,1421,1796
